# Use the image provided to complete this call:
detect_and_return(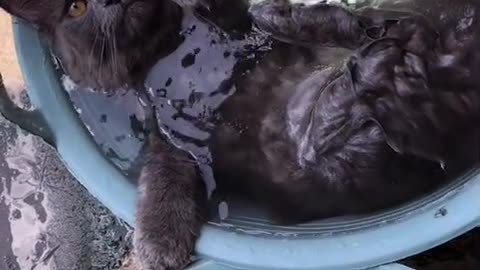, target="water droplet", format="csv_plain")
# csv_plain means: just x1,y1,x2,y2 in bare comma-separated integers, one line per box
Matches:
440,161,446,170
181,52,196,68
188,91,204,106
218,201,229,221
435,207,448,218
115,135,127,142
100,114,107,123
156,88,167,98
171,99,187,111
11,209,21,219
165,78,173,87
